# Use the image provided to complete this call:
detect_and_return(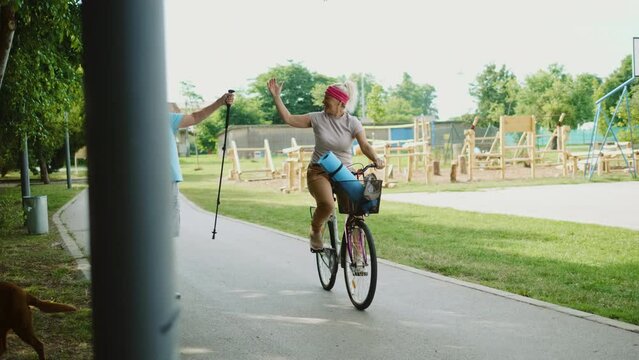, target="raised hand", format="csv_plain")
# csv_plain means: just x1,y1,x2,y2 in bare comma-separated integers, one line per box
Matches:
267,78,284,98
